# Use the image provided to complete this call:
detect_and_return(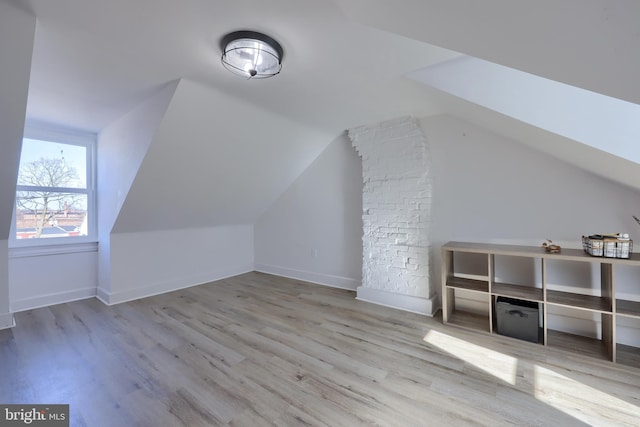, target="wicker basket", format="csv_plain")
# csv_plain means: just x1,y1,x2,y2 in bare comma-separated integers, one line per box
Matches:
582,235,632,258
